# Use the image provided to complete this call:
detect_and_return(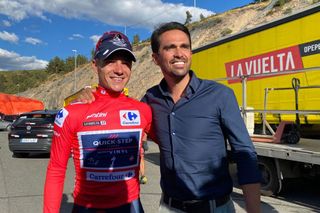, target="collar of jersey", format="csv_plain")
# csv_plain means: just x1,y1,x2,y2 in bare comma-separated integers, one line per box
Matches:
95,85,127,99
